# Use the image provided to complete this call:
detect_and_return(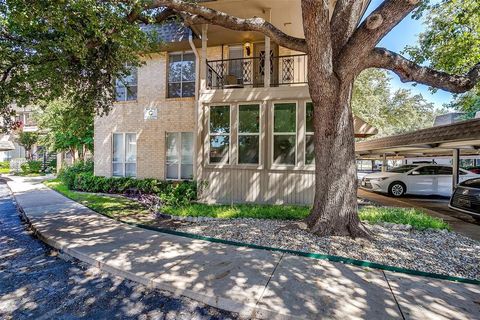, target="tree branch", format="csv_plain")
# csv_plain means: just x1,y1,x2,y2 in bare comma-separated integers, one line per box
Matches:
142,0,307,52
337,0,419,74
367,48,480,93
330,0,366,56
